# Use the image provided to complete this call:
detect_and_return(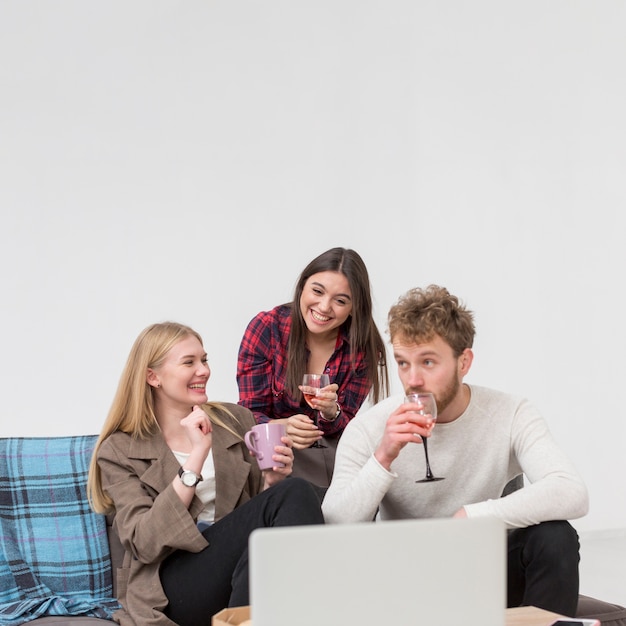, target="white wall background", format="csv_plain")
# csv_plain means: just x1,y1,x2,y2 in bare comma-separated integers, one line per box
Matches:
1,1,624,535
